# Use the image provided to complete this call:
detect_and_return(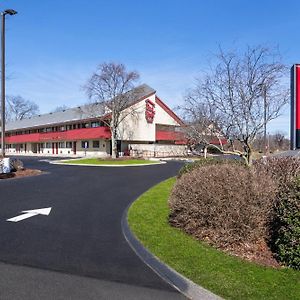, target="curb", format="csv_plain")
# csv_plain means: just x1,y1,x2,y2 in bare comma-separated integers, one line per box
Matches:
49,160,166,167
121,205,223,300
